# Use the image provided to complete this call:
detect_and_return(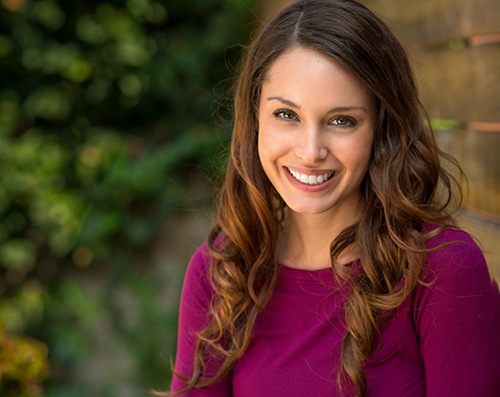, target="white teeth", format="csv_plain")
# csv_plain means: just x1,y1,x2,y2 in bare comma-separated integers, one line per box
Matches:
288,168,334,185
